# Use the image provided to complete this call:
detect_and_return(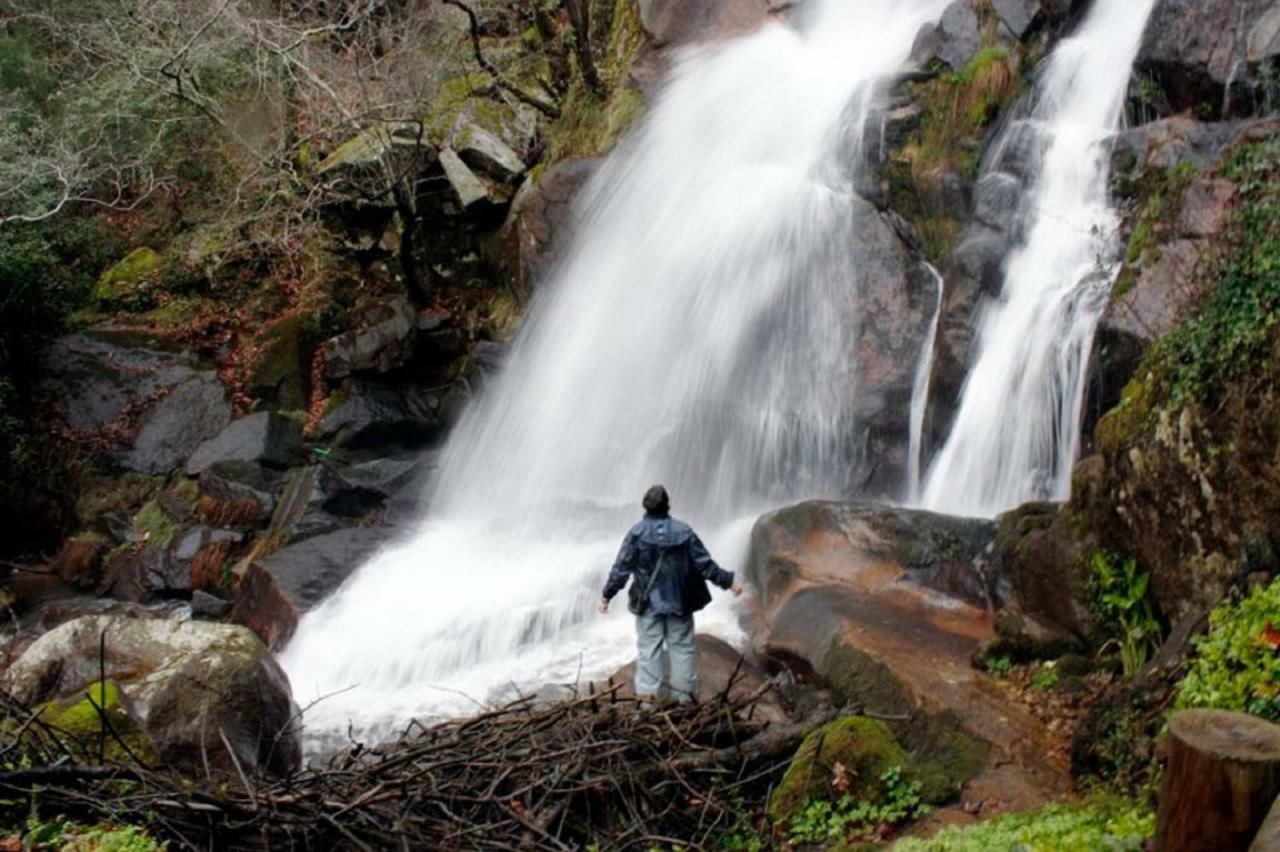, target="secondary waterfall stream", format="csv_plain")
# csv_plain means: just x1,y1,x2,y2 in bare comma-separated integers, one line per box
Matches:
920,0,1157,517
283,0,948,743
